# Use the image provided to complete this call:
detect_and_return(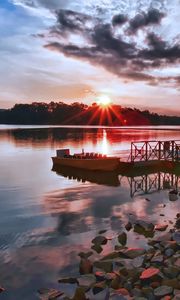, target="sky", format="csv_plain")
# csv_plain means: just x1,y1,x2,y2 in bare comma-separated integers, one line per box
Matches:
0,0,180,114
